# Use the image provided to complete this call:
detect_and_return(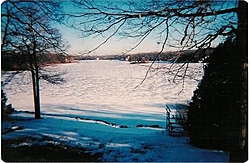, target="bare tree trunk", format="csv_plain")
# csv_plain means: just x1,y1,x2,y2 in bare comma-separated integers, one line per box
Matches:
31,67,40,119
230,1,248,162
34,66,41,119
238,0,248,161
30,50,41,119
31,30,41,119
